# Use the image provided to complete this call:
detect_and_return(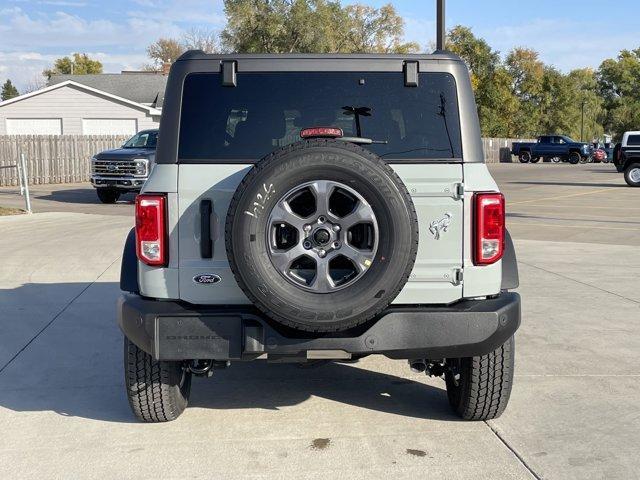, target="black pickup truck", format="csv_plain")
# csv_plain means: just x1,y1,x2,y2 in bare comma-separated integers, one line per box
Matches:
613,131,640,186
512,135,591,164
